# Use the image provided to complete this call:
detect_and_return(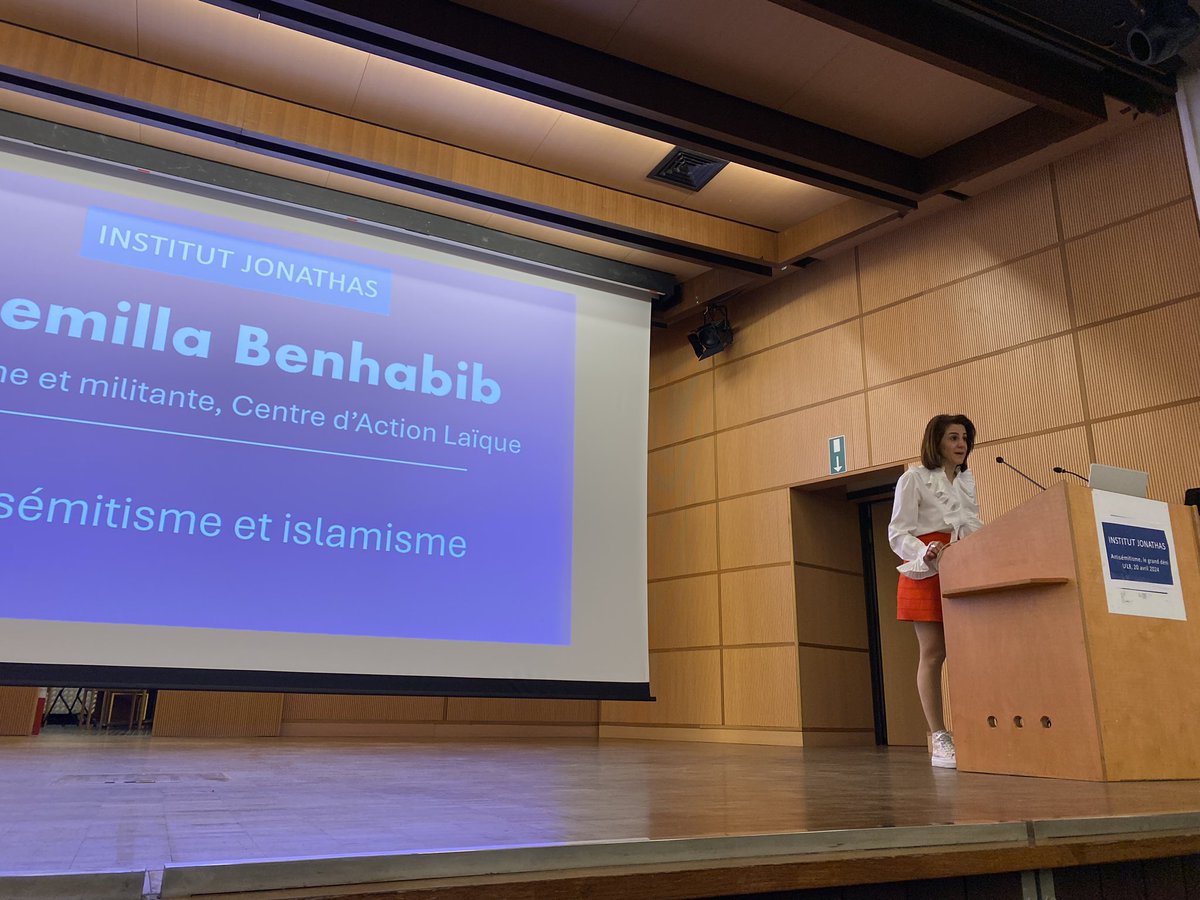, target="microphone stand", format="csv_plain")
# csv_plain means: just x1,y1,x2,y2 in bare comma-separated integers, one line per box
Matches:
1053,466,1088,483
995,456,1046,490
